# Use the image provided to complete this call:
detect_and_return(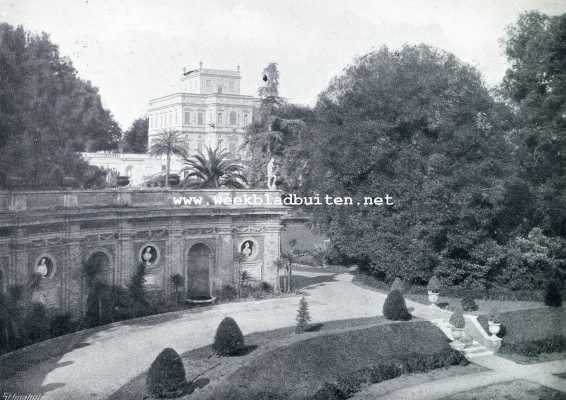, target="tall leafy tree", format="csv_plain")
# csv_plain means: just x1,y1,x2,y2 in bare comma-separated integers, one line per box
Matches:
149,129,187,187
0,23,121,188
502,11,566,236
298,45,515,287
122,117,149,153
182,146,247,188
